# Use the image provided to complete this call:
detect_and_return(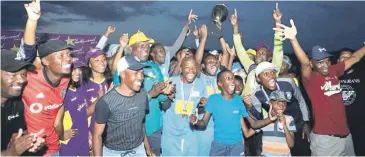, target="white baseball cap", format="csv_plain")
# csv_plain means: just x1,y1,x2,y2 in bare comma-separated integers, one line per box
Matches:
117,55,146,76
255,61,278,77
